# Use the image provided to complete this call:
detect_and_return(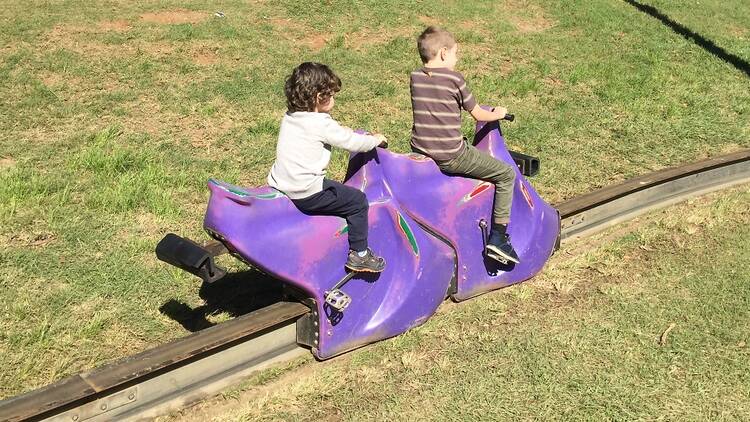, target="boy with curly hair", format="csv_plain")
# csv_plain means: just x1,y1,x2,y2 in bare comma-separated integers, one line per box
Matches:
268,62,387,272
410,26,519,264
